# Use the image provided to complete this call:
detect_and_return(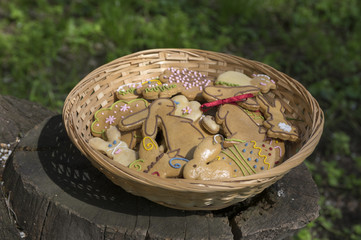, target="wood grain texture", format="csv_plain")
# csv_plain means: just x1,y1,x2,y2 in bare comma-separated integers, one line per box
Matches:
2,108,320,240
